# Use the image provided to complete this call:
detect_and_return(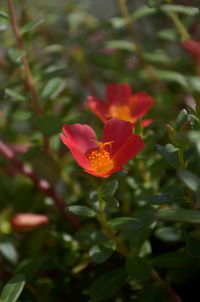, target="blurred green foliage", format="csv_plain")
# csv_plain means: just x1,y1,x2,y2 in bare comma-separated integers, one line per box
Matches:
1,0,200,301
